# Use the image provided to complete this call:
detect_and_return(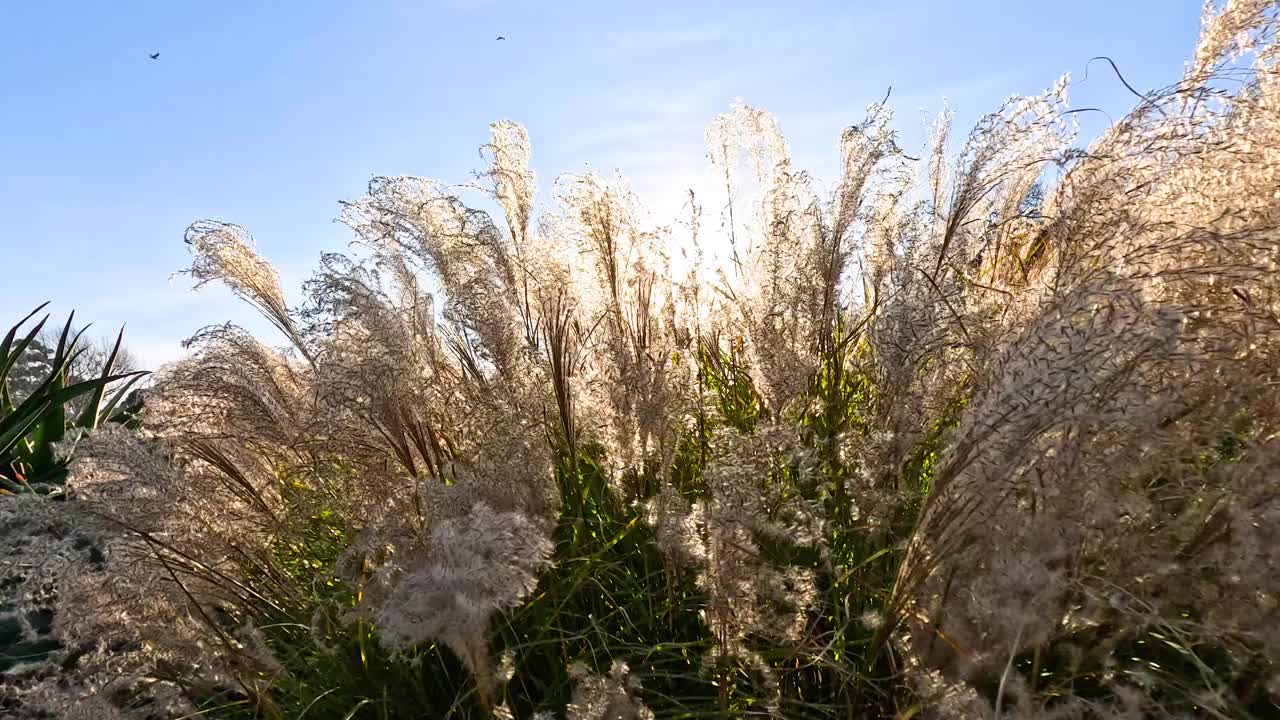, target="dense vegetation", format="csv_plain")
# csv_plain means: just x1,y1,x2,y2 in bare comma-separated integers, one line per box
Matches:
3,4,1280,718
